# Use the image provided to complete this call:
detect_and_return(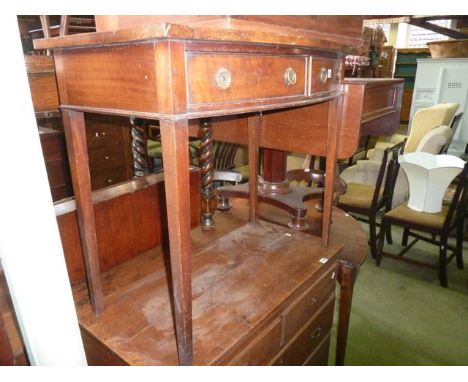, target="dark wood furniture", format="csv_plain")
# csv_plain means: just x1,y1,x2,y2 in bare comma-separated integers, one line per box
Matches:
0,171,367,365
337,140,406,259
377,162,468,287
85,114,134,190
35,16,366,365
38,127,73,201
238,199,368,366
214,78,404,229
